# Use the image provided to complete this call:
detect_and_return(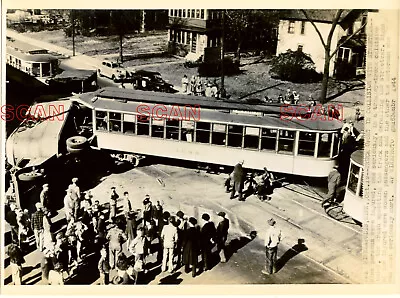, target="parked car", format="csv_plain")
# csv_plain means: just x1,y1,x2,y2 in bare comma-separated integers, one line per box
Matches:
98,60,130,82
128,70,177,93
